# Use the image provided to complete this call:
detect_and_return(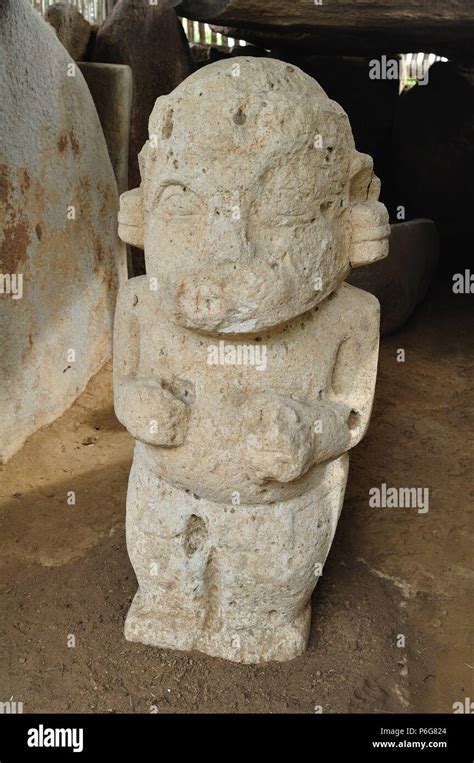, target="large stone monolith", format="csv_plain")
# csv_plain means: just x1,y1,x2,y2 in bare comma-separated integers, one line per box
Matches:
46,1,92,60
0,0,126,463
